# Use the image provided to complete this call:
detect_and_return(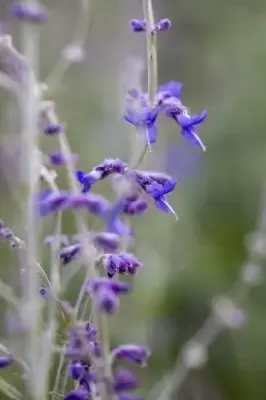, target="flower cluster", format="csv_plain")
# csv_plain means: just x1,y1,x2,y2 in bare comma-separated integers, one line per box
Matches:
1,2,209,400
124,83,208,152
